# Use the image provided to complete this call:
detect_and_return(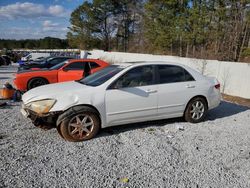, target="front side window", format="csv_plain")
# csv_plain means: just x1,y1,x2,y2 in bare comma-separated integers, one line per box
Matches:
158,65,194,84
64,62,85,70
113,66,154,88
